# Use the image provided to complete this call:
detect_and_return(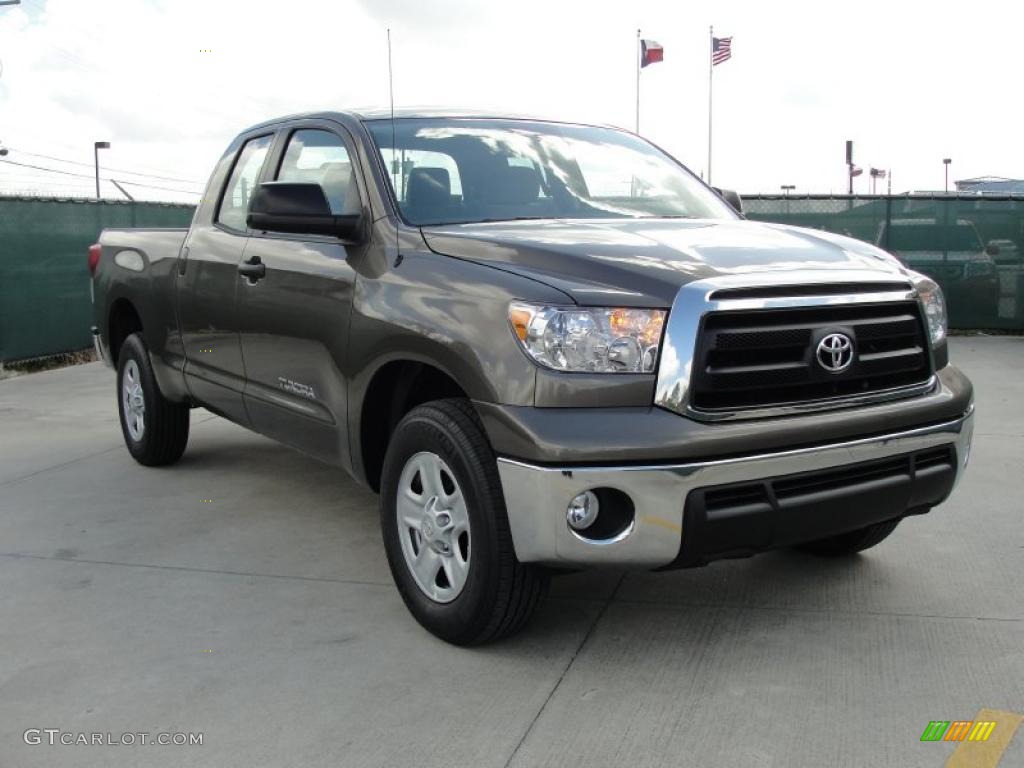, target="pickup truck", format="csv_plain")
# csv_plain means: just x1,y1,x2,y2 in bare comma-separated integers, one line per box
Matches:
90,110,974,645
